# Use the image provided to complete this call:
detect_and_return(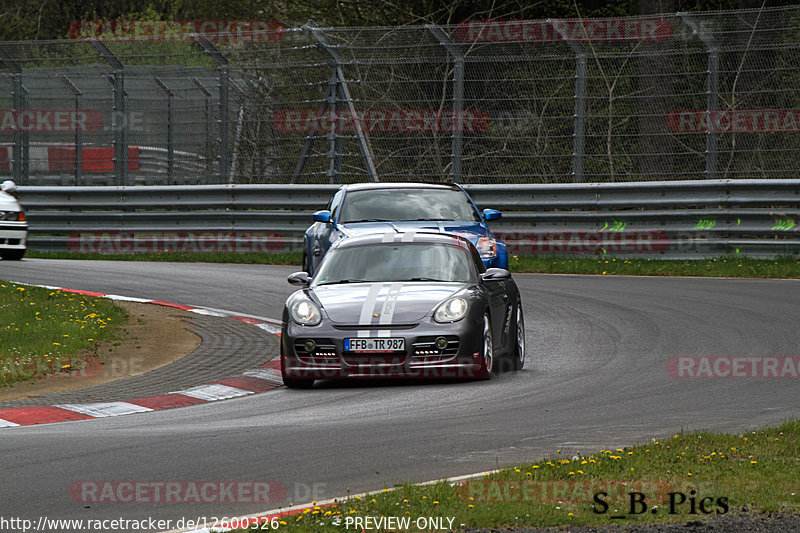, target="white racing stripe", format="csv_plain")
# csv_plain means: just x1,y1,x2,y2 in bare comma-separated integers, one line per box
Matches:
378,283,403,337
357,283,385,337
0,419,20,427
